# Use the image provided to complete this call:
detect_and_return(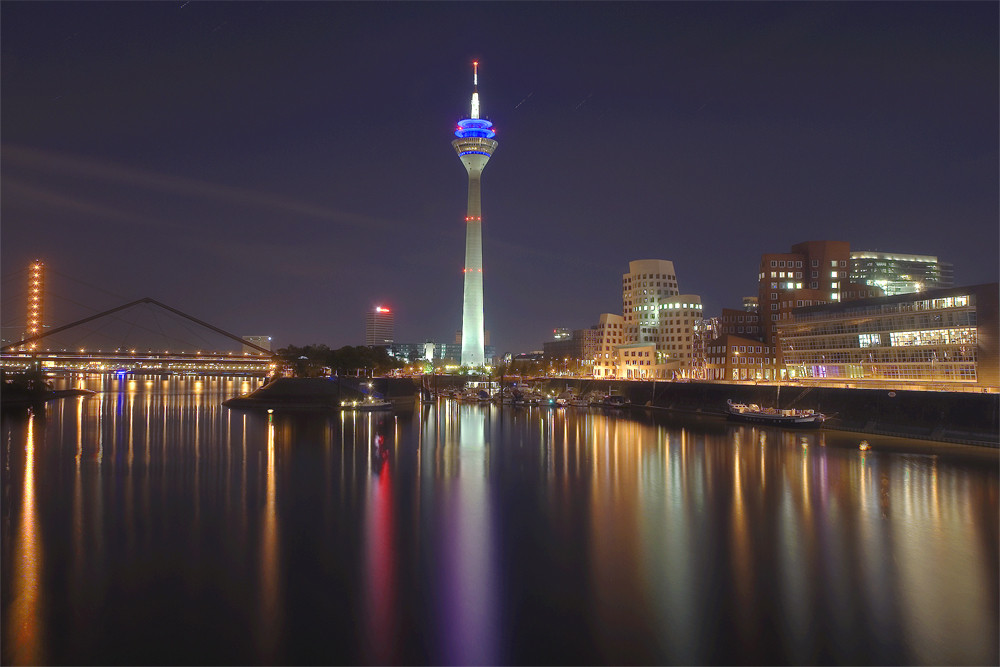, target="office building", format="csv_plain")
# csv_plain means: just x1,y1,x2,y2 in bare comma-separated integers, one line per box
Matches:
705,335,778,382
758,240,883,352
365,306,394,347
242,336,272,355
779,283,998,389
543,326,601,374
717,308,763,339
386,341,496,366
453,61,498,367
850,251,954,296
